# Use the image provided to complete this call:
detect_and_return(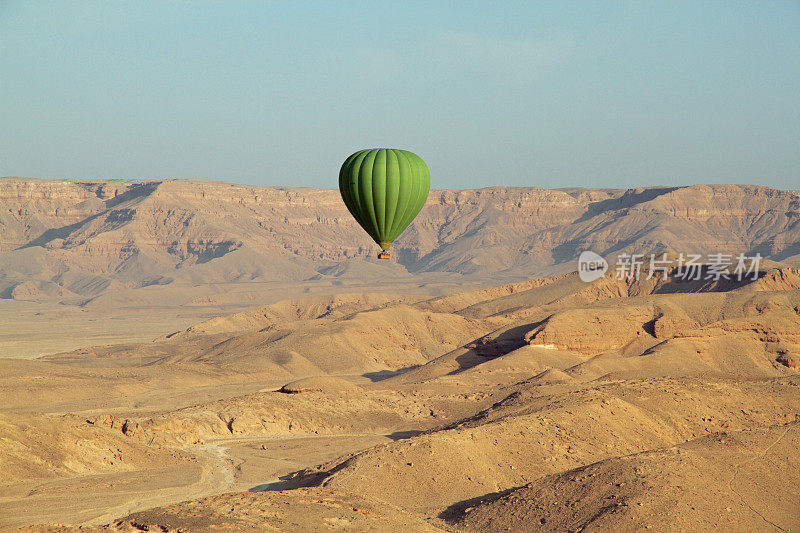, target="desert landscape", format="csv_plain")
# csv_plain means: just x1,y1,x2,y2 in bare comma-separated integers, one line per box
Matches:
1,178,798,531
3,1,798,530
